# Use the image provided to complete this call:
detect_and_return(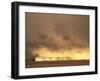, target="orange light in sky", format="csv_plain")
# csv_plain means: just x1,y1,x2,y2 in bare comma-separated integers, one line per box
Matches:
32,47,89,61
